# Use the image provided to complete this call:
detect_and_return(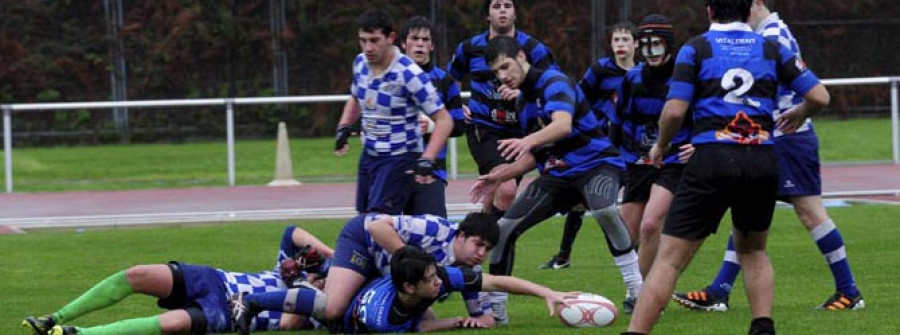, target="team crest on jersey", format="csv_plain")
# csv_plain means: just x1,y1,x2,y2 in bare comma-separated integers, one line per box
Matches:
350,251,369,268
715,111,769,145
379,81,402,95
